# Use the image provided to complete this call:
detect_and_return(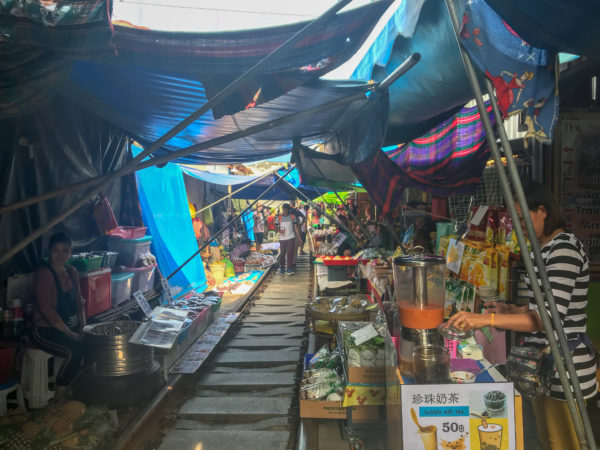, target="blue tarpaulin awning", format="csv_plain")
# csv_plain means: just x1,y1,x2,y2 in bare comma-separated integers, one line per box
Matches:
180,166,263,186
61,62,388,165
181,165,327,200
